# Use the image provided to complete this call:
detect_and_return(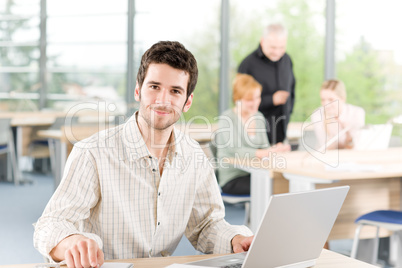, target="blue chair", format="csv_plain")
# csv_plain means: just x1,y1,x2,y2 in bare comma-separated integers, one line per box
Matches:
220,192,251,226
350,210,402,264
0,118,21,185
